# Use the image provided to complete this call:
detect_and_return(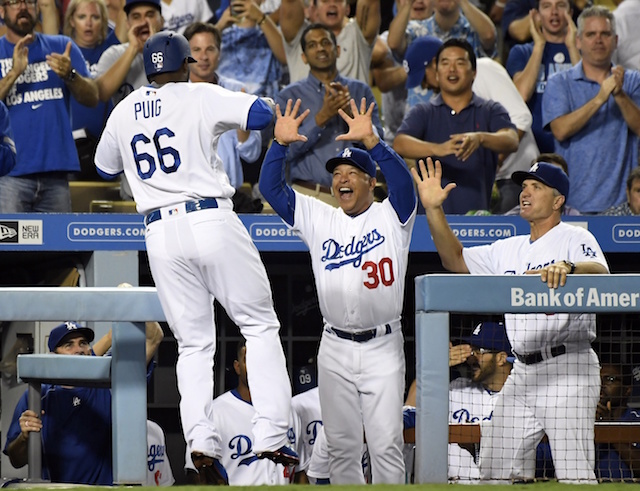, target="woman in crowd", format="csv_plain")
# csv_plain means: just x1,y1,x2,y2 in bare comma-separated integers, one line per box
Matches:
63,0,121,177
